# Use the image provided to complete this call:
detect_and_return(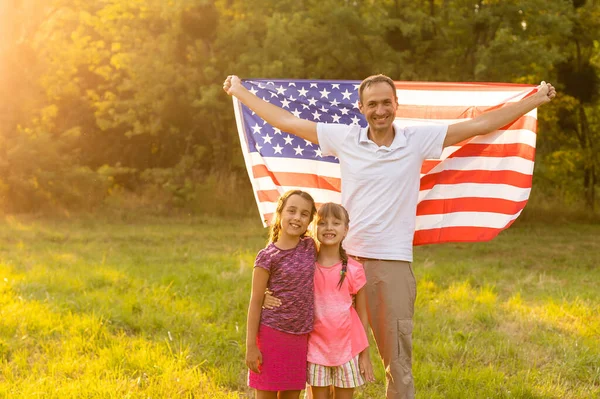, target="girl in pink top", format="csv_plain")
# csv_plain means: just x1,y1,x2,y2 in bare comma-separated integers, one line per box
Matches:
266,203,374,398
